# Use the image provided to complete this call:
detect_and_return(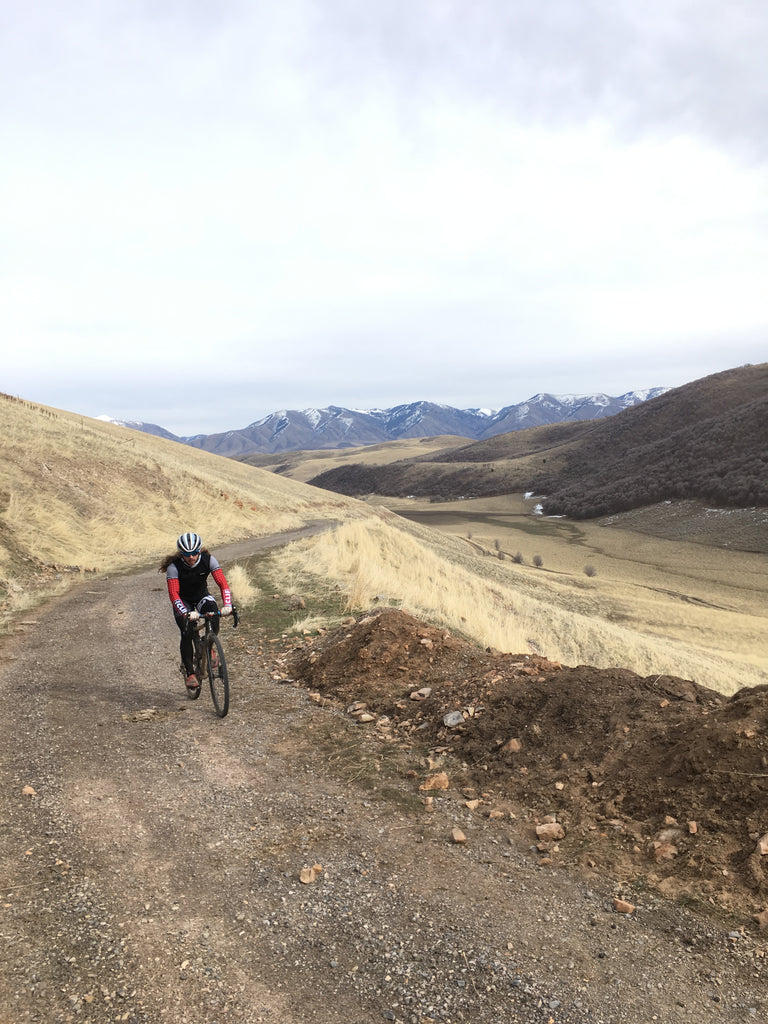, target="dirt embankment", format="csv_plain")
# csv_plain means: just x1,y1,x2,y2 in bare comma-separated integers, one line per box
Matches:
1,554,766,1024
286,609,768,921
